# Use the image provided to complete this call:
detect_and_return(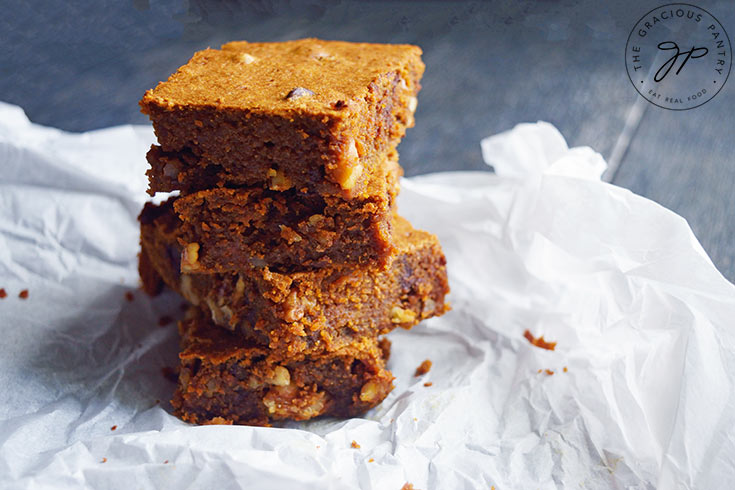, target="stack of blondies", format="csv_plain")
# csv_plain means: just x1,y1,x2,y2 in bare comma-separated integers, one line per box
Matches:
137,39,449,426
